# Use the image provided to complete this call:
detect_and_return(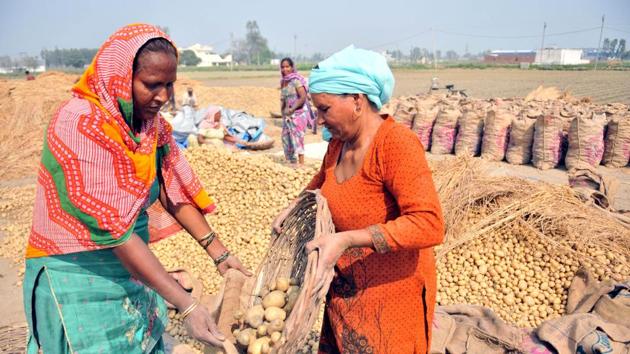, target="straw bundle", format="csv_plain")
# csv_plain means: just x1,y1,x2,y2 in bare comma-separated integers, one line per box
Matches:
431,157,629,264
